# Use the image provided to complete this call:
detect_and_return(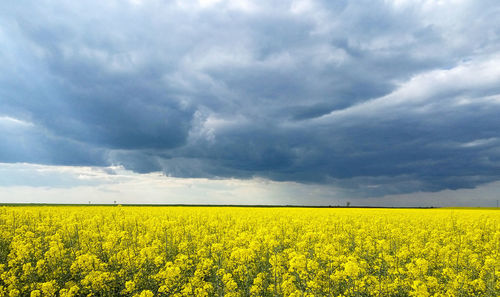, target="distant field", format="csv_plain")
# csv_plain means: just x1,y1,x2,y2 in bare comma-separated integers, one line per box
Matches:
0,207,498,296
